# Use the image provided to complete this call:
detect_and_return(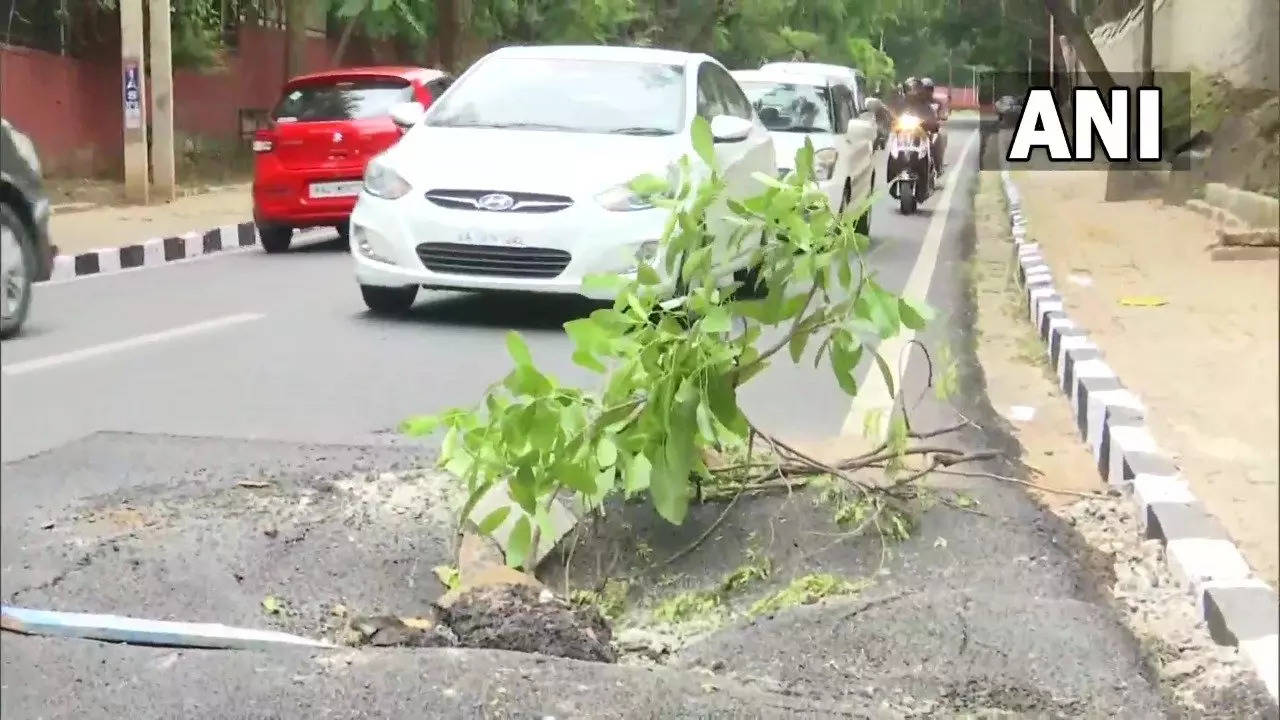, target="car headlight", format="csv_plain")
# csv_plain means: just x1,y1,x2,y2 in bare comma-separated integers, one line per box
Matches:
596,185,654,211
894,114,922,132
363,159,411,200
813,148,838,181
